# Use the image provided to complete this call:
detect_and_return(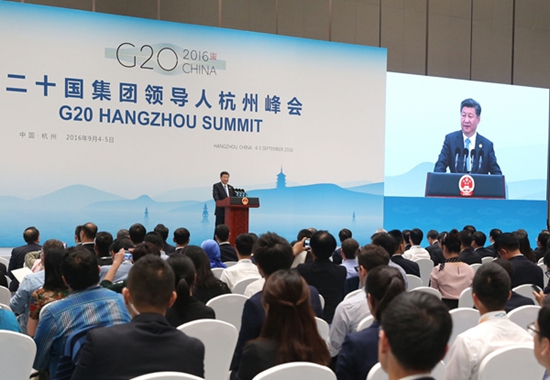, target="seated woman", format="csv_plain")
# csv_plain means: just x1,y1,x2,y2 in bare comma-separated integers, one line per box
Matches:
335,265,406,380
165,255,215,327
201,240,227,269
430,229,475,309
185,246,231,304
237,269,330,380
27,248,70,337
